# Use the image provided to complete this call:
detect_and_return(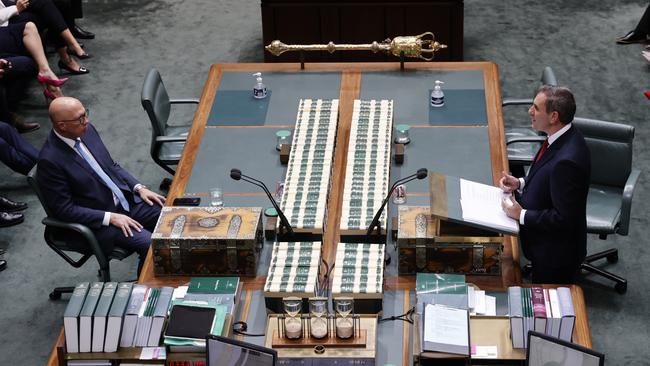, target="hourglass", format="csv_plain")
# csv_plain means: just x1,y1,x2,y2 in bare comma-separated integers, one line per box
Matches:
334,298,355,339
282,297,303,339
308,297,329,339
